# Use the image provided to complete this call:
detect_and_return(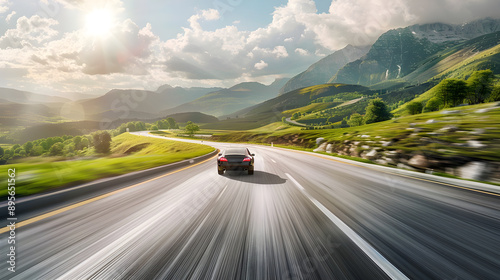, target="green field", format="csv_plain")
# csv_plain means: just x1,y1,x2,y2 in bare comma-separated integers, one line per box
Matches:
0,133,214,197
